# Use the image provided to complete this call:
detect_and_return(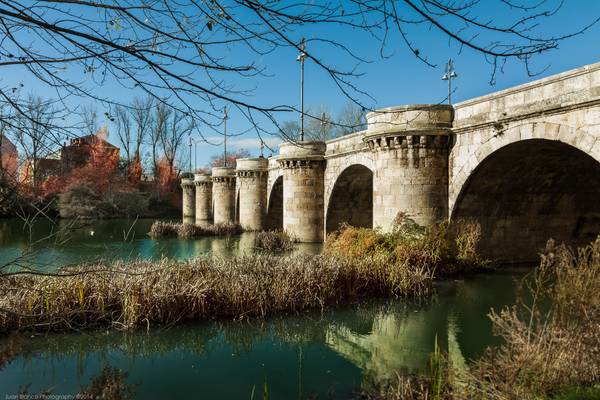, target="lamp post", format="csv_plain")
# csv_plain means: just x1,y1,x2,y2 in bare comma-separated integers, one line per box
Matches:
223,106,228,167
188,135,192,173
442,58,458,105
259,138,264,158
189,136,199,172
297,38,307,141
